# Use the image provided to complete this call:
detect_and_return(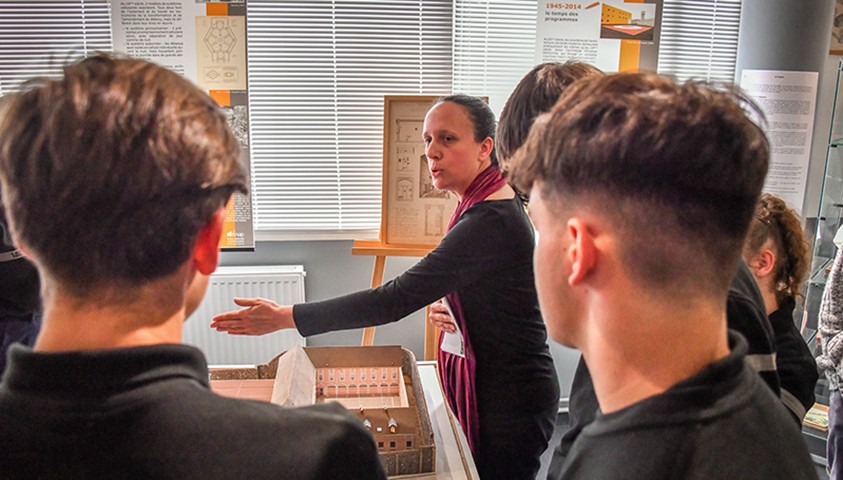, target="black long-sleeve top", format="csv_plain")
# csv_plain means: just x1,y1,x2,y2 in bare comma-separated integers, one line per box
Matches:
294,197,560,417
770,297,818,421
